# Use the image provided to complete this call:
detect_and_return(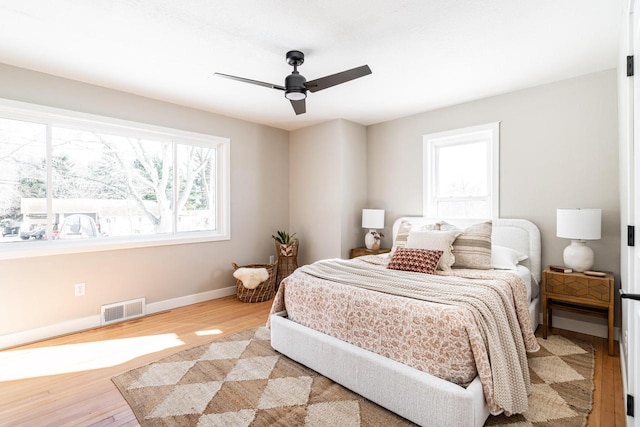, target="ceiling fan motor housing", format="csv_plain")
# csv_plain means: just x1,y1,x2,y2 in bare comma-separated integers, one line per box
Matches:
285,71,307,99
